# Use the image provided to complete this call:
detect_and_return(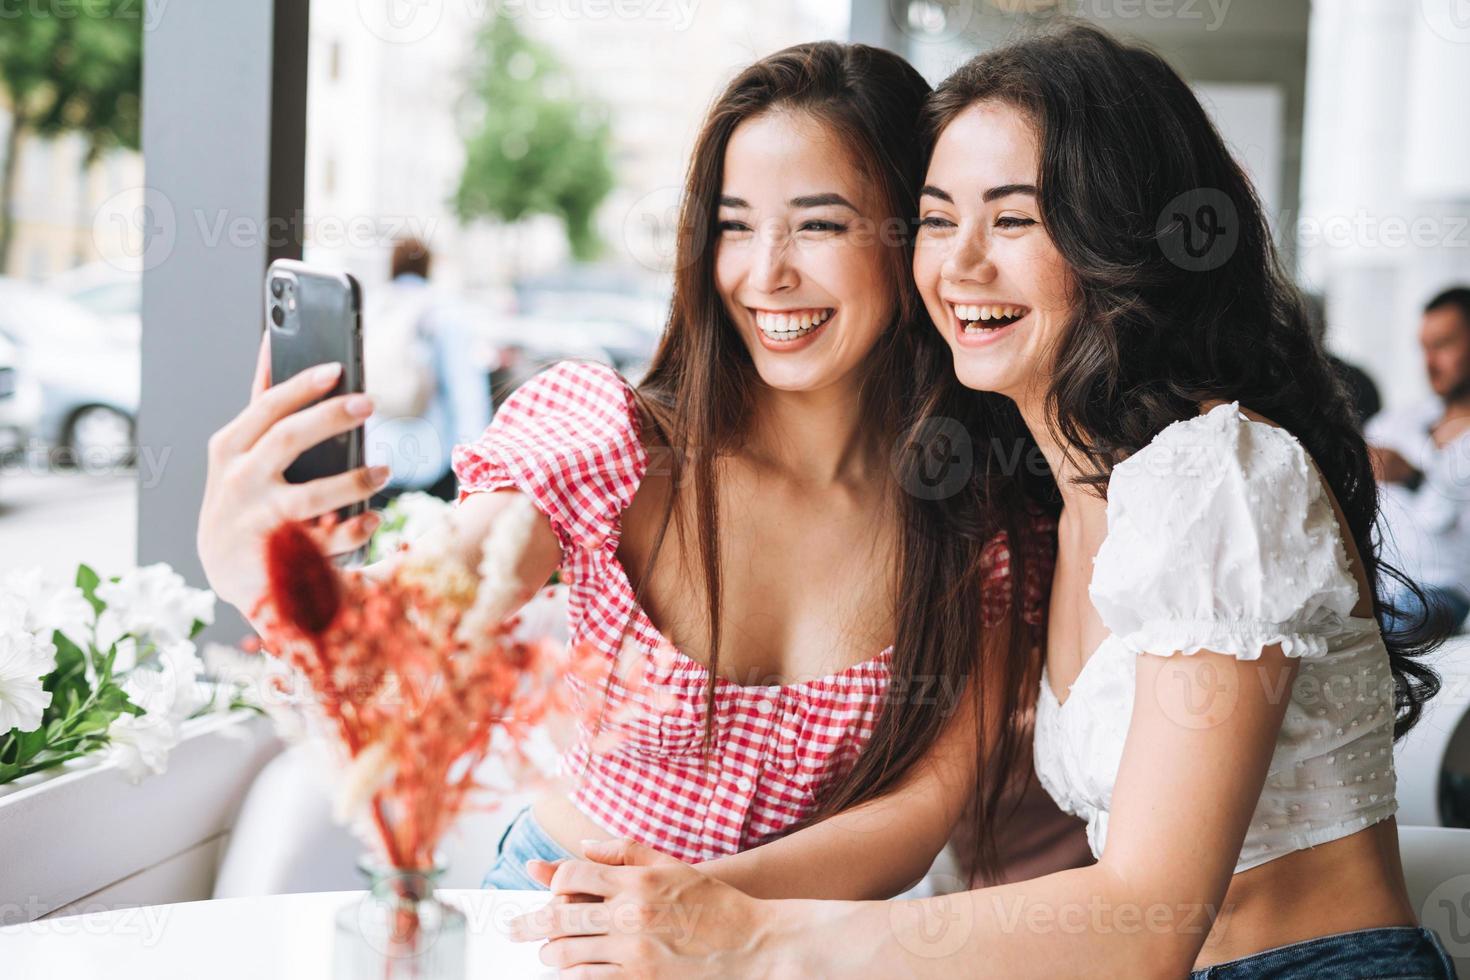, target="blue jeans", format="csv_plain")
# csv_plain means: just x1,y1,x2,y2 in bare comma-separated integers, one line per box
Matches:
1189,926,1458,978
481,806,572,891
